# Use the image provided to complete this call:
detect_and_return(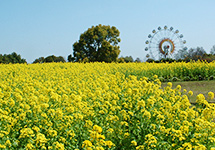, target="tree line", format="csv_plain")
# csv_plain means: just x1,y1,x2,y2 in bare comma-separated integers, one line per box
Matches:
0,52,26,64
147,47,215,63
1,24,215,64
